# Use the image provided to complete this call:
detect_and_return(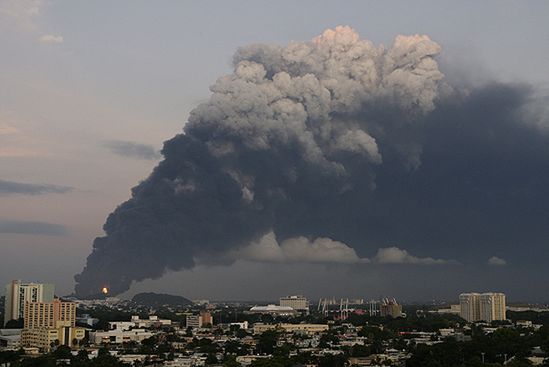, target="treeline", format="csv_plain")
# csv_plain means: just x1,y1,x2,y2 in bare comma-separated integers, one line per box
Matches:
408,326,549,367
0,348,127,367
